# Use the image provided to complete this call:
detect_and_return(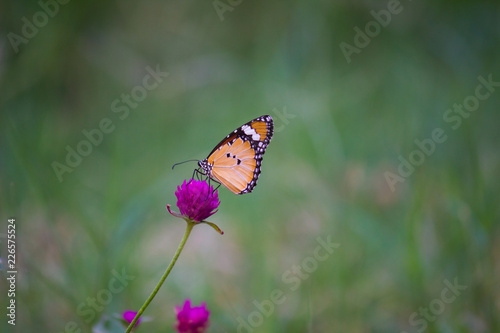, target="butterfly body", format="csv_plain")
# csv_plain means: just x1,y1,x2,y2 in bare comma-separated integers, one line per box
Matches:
197,115,274,194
